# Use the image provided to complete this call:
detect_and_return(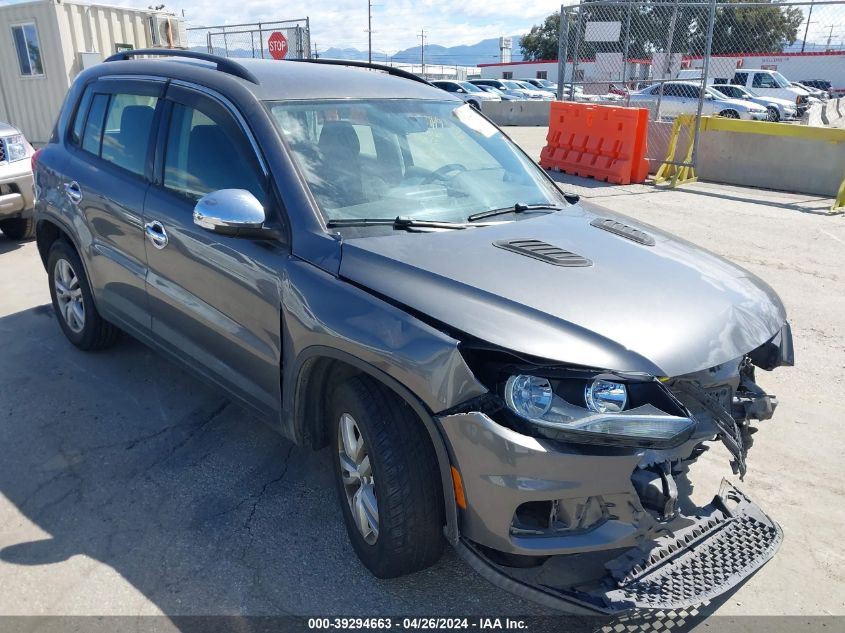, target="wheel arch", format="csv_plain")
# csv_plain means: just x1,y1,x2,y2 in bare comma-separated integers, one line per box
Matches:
291,345,460,544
